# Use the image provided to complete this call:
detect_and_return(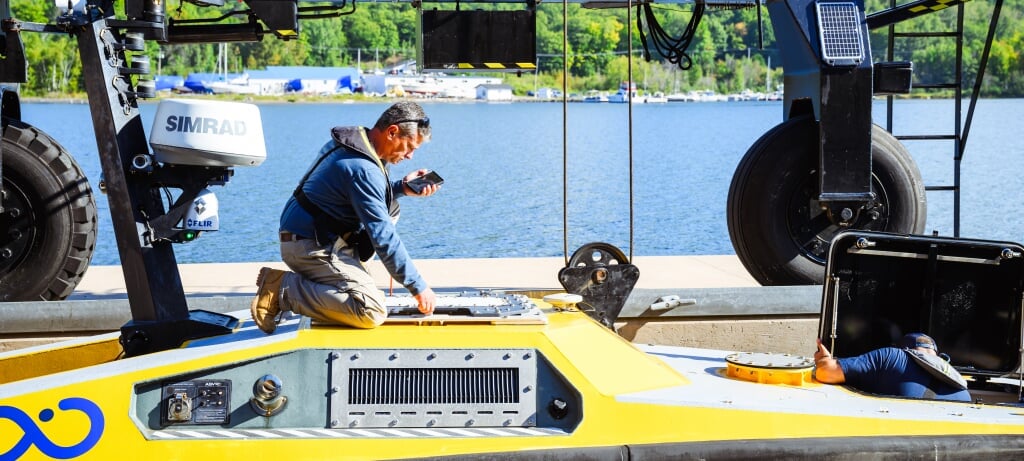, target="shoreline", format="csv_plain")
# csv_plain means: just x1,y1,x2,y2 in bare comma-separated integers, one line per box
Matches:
20,92,984,106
